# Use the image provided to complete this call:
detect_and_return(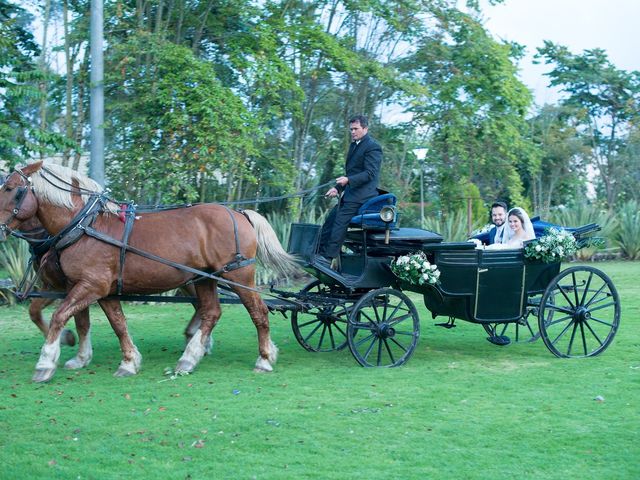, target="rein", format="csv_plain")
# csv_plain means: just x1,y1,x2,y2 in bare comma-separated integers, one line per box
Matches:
2,165,312,309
